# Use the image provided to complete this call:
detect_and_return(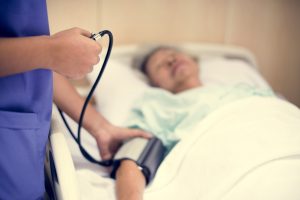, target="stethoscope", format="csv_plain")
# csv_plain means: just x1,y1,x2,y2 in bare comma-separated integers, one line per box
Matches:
58,30,113,167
